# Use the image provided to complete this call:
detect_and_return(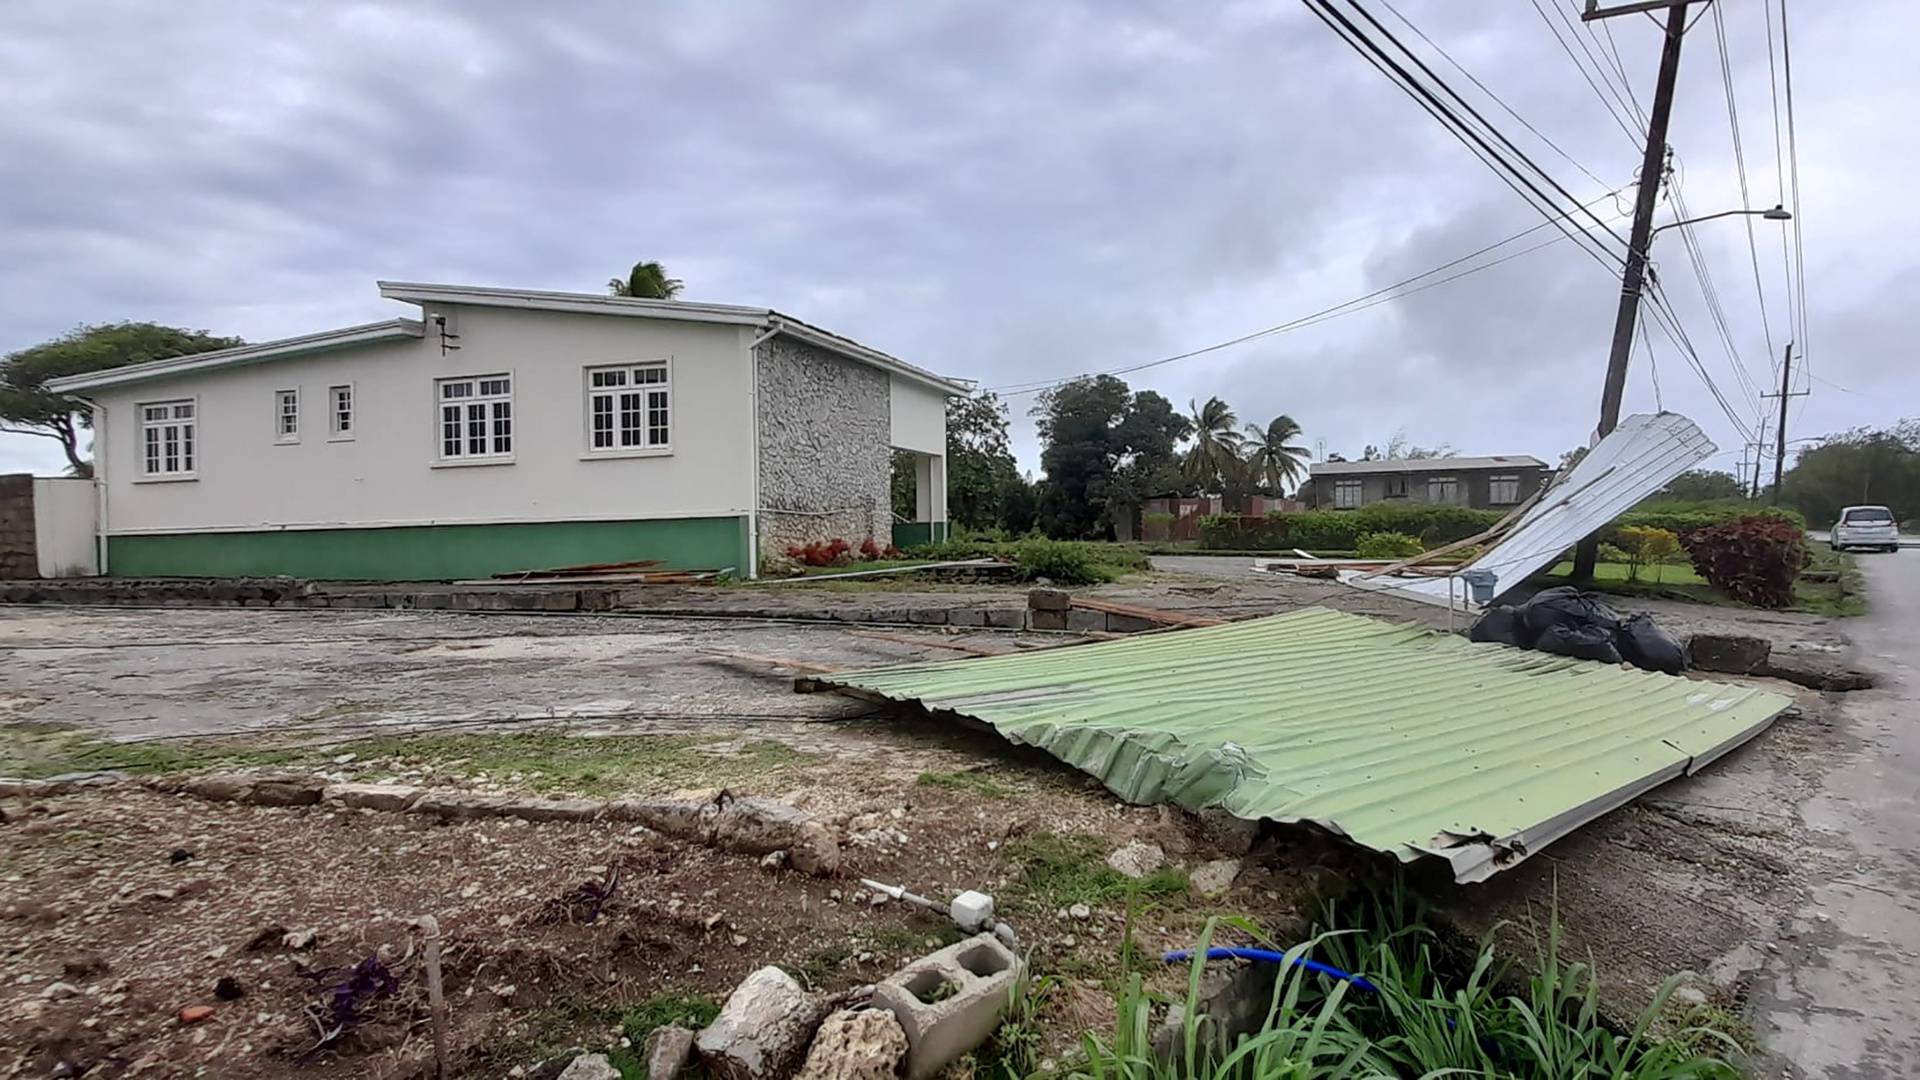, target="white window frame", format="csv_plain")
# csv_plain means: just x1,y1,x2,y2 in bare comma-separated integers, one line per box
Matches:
328,383,355,441
1488,474,1520,505
137,397,199,482
1332,479,1362,509
433,373,514,466
274,388,300,444
581,359,673,459
1427,476,1460,504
